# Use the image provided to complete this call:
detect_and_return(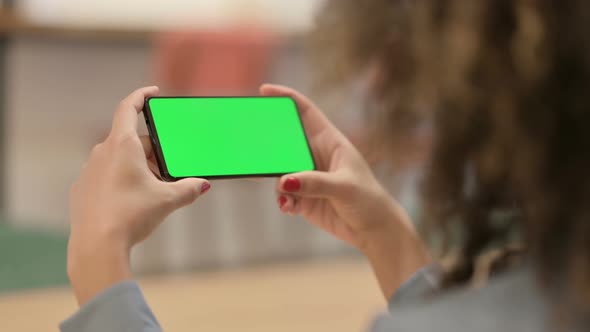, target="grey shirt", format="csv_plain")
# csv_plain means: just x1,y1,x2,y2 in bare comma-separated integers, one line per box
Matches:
60,264,557,332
